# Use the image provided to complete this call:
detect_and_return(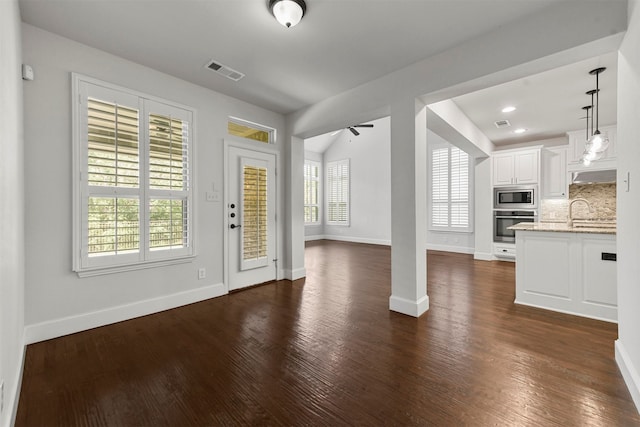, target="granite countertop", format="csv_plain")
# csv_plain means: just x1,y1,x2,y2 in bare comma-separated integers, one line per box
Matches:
508,221,616,235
